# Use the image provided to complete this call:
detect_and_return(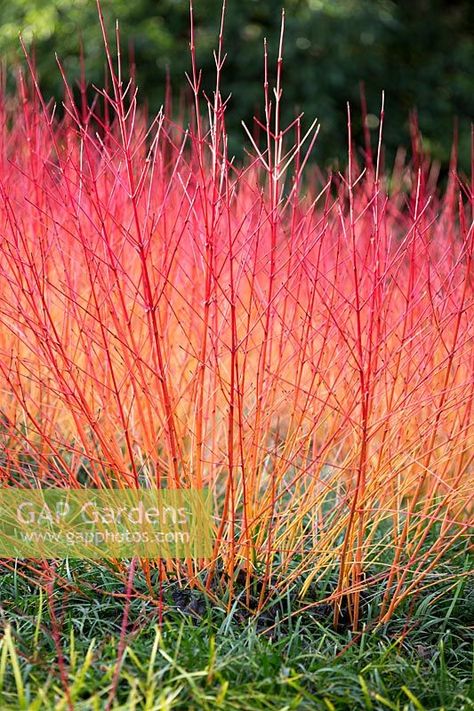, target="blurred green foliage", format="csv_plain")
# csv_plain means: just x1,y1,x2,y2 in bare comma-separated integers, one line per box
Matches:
0,0,472,170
